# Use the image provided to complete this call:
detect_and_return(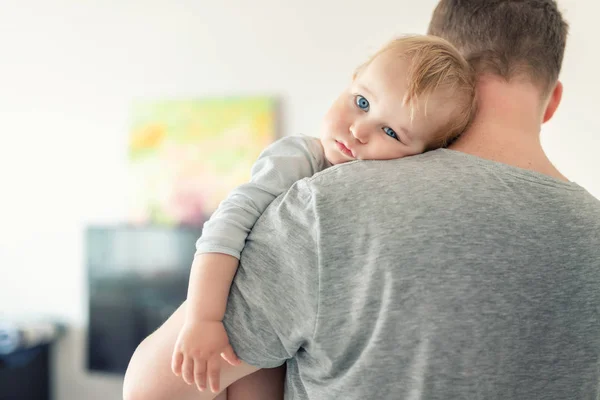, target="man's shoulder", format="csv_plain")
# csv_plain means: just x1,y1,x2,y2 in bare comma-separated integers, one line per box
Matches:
306,150,449,189
299,148,598,213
